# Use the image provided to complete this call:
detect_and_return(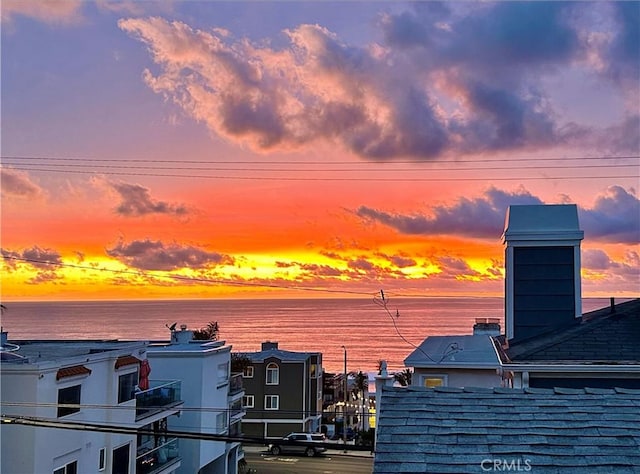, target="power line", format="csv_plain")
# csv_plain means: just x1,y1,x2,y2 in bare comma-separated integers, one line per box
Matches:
1,414,263,445
0,414,374,451
3,154,639,164
1,401,340,416
374,290,437,363
4,166,637,182
3,161,637,172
